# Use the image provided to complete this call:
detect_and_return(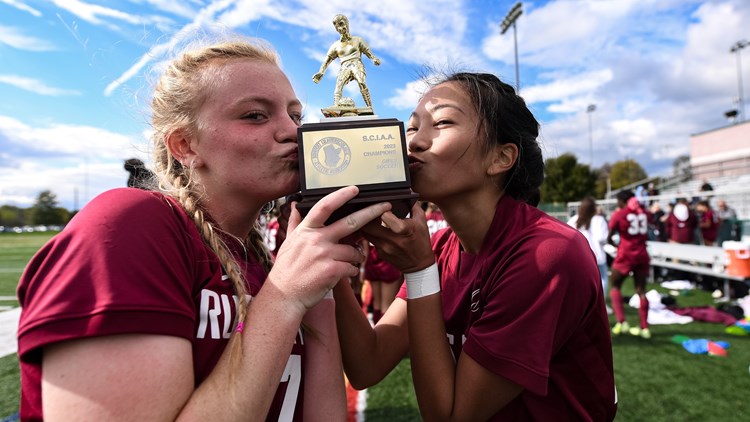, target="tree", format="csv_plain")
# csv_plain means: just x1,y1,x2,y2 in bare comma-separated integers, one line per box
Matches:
31,190,68,225
541,153,597,203
595,162,613,198
672,154,691,182
609,159,648,191
0,205,26,227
